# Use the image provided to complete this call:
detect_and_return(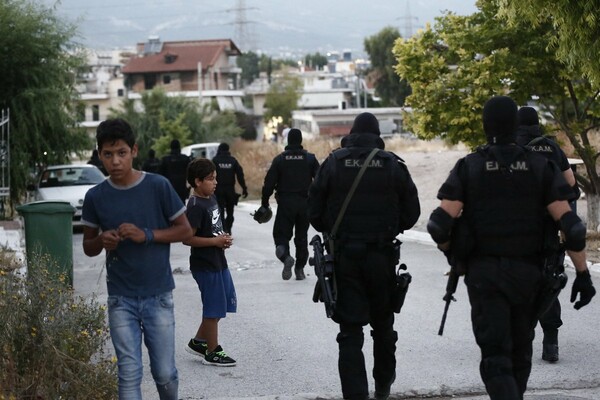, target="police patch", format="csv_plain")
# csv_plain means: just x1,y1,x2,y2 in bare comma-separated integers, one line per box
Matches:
285,155,304,160
485,161,529,171
344,159,383,168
